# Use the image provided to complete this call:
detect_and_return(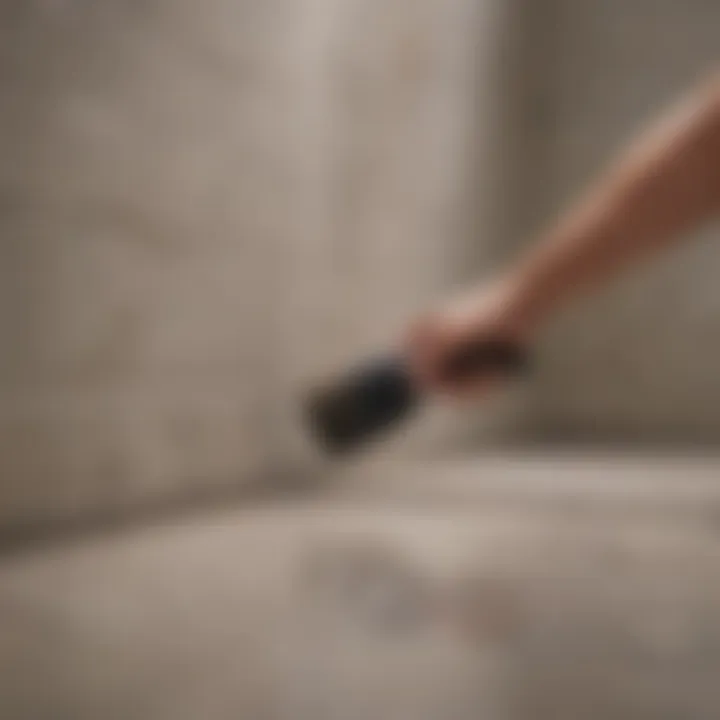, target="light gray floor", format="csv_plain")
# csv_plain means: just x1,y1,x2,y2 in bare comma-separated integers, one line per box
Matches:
2,457,720,720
